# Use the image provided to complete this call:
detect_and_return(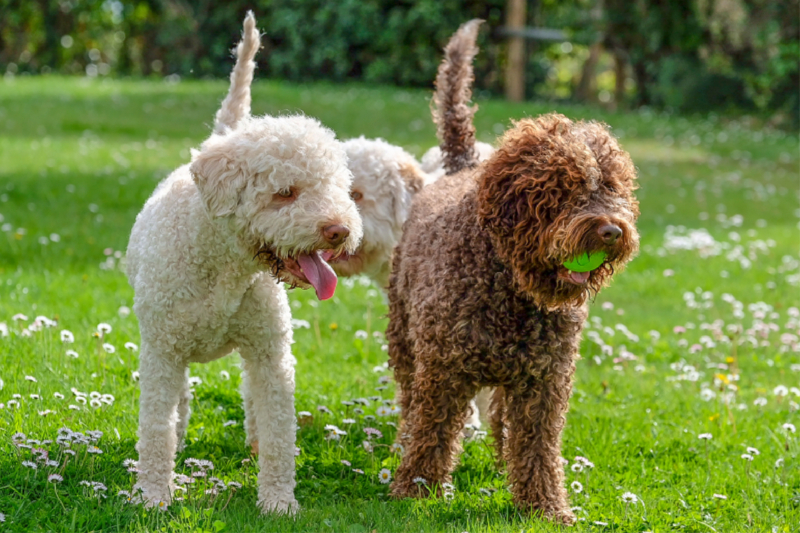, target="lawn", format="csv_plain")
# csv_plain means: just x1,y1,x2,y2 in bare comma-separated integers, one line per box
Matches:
0,75,798,532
